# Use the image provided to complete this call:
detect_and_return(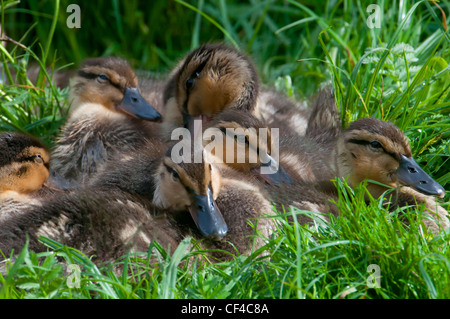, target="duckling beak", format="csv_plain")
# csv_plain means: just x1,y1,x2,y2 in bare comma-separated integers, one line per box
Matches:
258,154,293,185
188,187,228,239
118,87,162,122
397,154,445,198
